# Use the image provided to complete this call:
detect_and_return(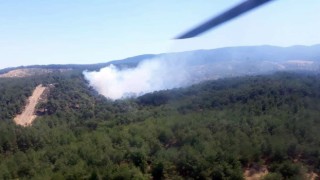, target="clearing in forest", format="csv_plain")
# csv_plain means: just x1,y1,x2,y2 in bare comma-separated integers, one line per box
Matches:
14,84,47,126
244,166,268,180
